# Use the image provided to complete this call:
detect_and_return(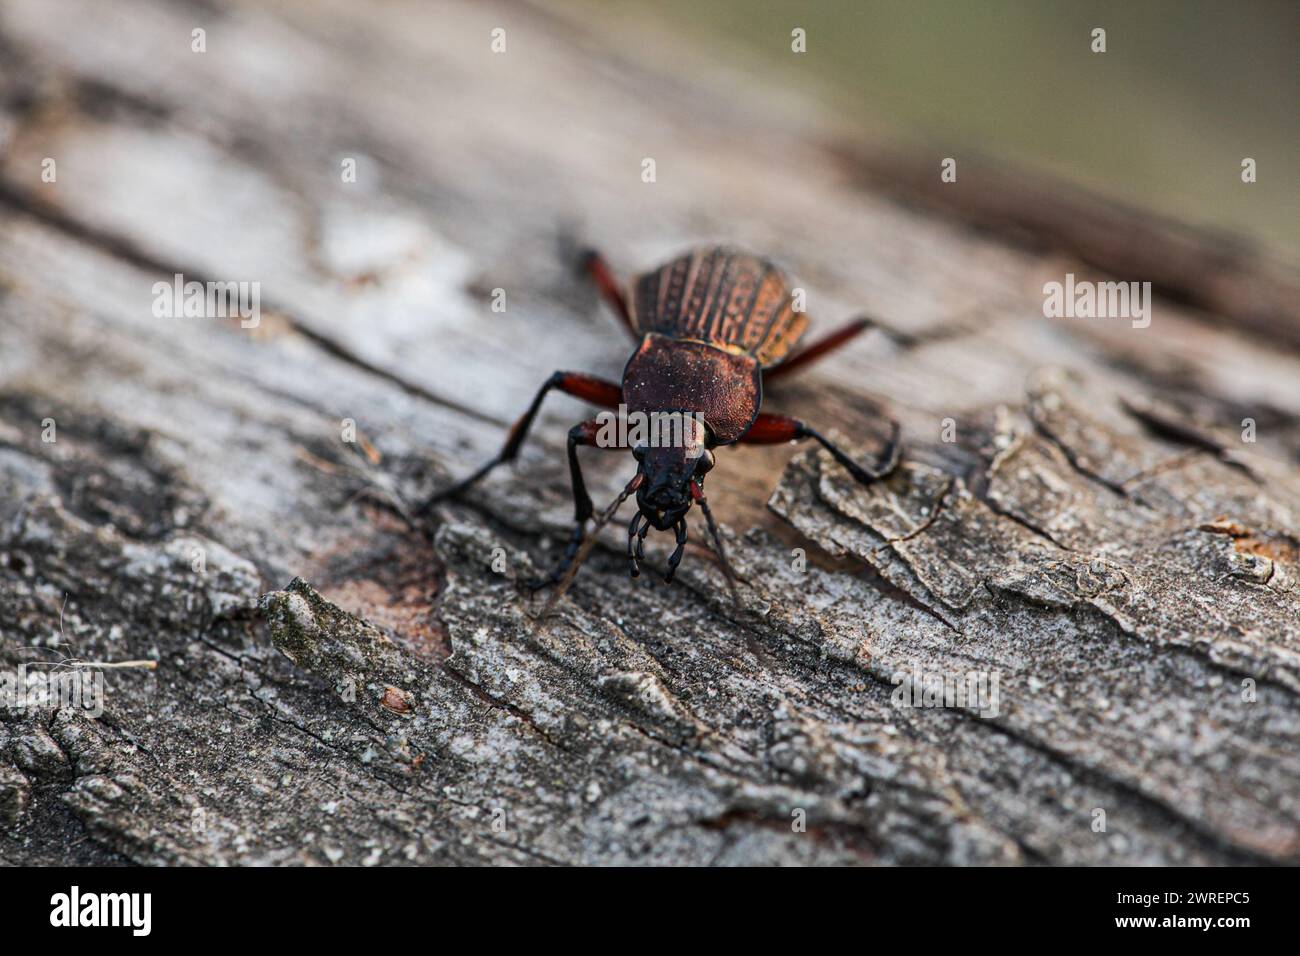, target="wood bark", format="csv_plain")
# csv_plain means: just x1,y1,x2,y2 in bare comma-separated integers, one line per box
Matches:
1,0,1298,865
